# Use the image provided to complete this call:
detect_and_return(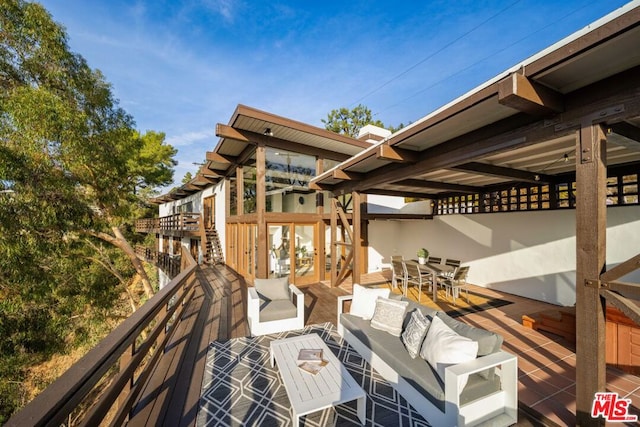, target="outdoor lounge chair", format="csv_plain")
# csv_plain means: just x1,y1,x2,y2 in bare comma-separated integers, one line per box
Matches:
247,277,304,336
